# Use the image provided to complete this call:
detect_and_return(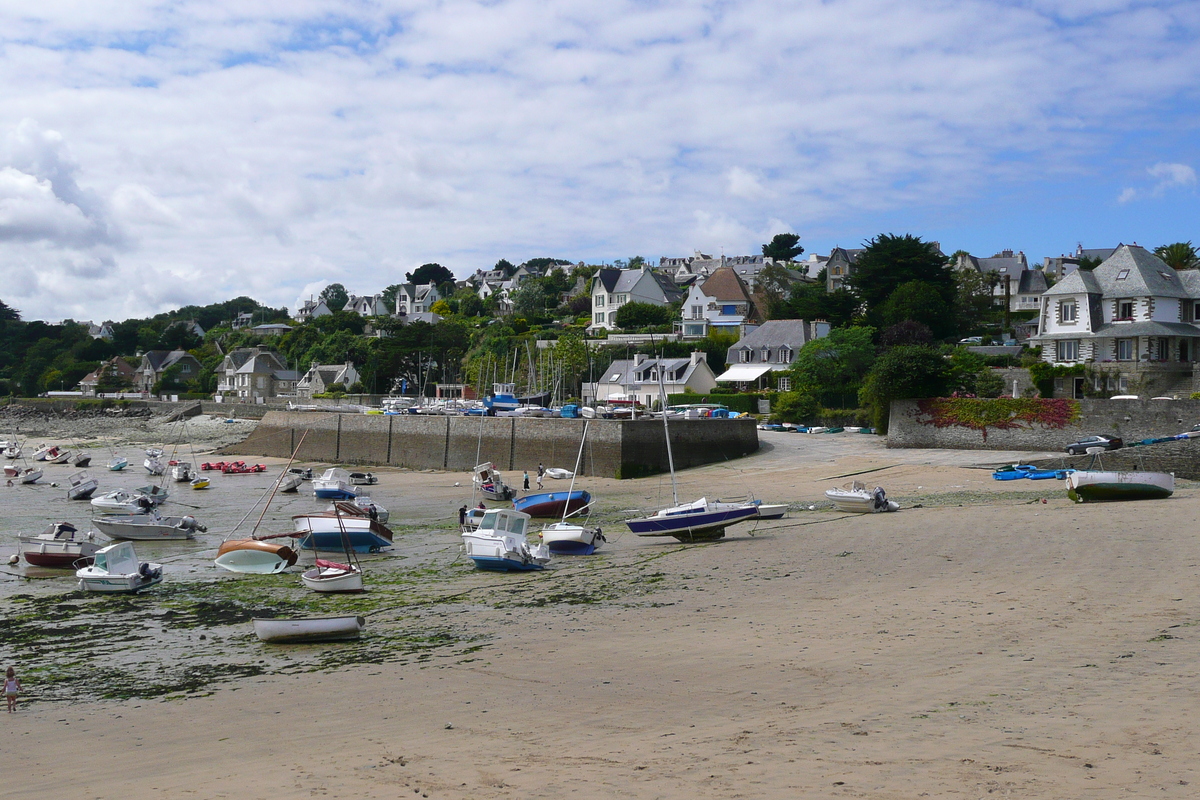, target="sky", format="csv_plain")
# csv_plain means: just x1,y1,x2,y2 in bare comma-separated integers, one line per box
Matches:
1,0,1198,323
